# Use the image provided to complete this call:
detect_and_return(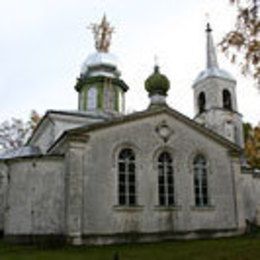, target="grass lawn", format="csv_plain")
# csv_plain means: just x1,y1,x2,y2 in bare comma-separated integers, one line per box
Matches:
0,235,260,260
